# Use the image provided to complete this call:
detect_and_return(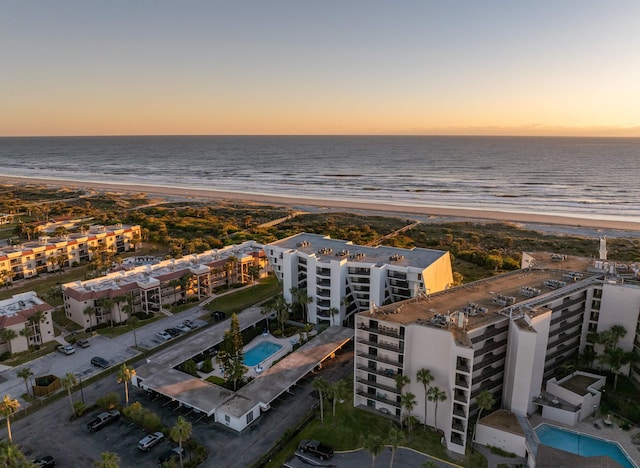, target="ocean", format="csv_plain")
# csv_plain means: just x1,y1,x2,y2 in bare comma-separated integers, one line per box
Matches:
1,135,639,223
